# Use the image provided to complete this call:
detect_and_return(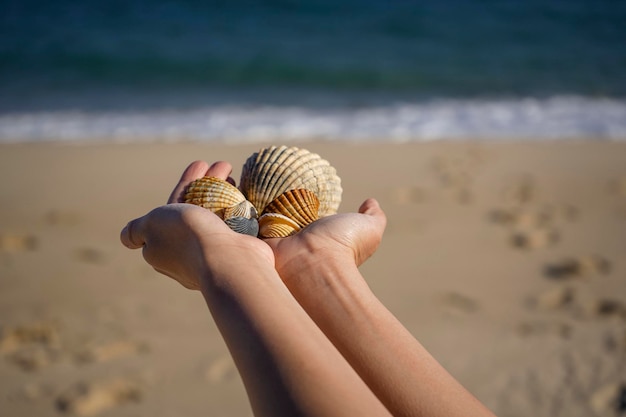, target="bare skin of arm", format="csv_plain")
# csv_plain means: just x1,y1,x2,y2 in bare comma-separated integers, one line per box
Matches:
121,163,391,417
265,202,496,417
173,160,495,417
